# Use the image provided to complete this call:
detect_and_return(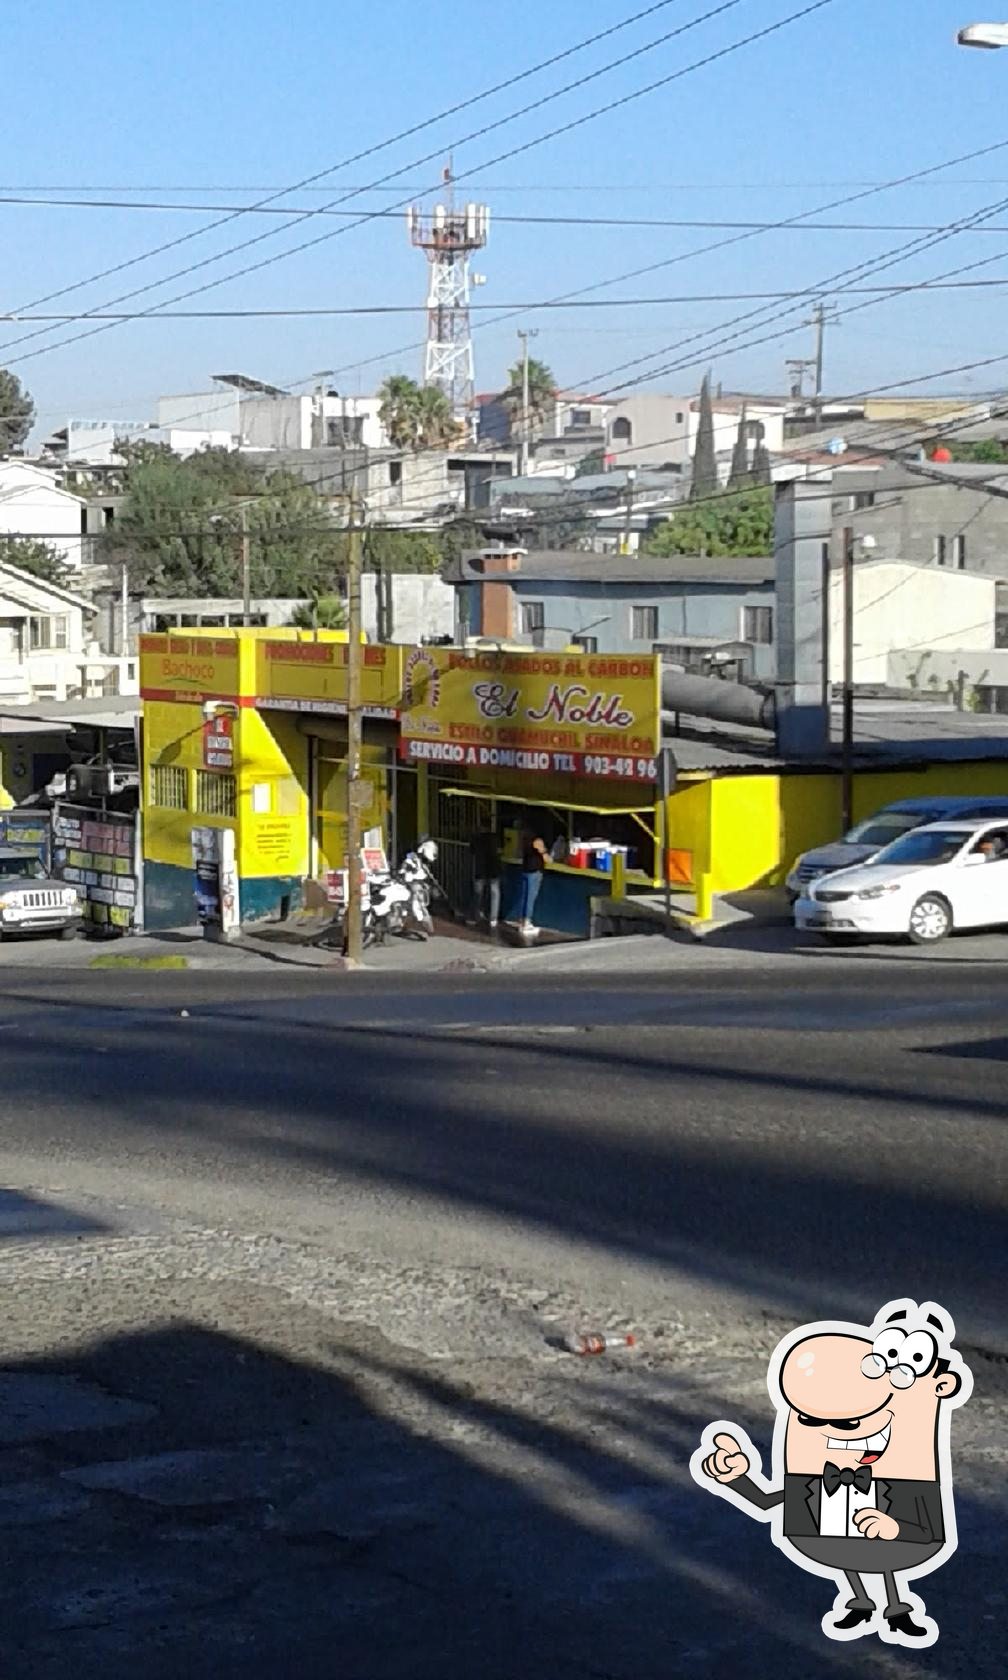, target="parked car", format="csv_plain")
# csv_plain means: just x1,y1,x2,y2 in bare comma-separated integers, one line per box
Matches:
0,846,83,942
785,795,1008,899
794,817,1008,944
